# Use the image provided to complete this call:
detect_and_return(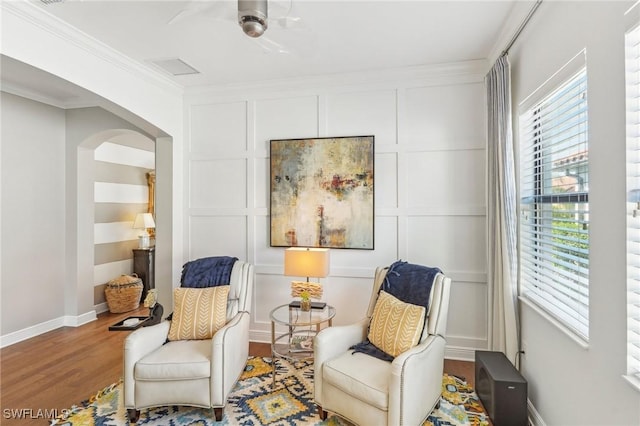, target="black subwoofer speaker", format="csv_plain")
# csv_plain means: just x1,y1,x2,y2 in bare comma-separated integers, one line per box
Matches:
475,350,528,426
